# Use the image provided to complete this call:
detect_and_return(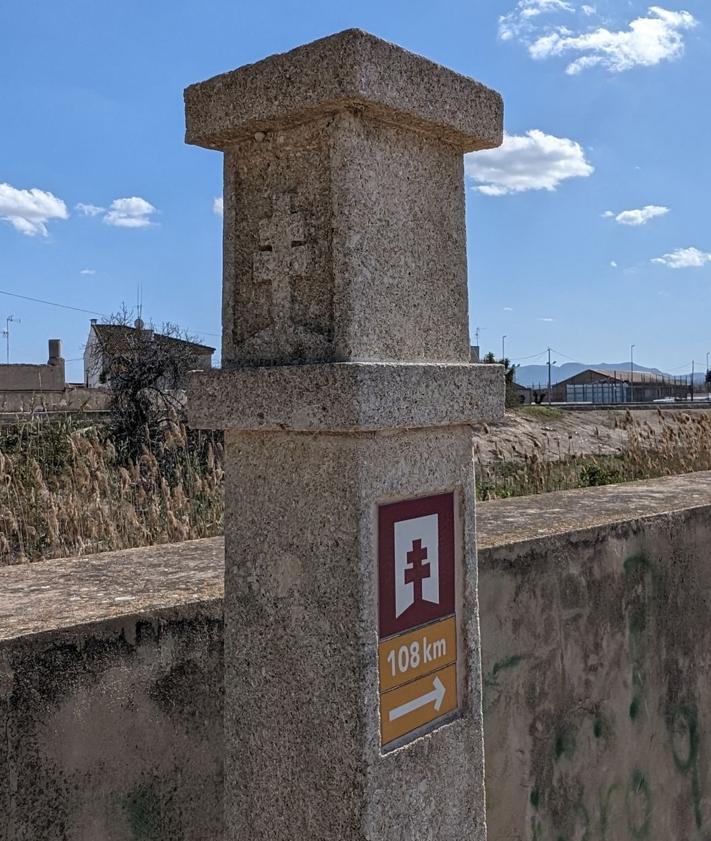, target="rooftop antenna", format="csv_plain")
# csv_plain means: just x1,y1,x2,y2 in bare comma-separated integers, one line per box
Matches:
136,282,143,323
2,314,20,364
